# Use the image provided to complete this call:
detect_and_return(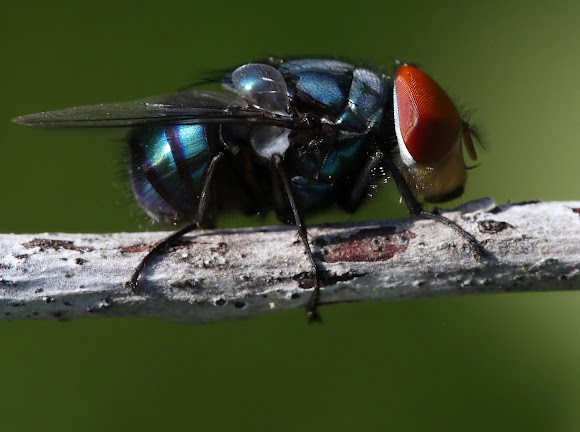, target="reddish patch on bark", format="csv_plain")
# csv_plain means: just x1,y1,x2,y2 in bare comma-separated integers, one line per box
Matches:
572,208,580,214
316,227,415,263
